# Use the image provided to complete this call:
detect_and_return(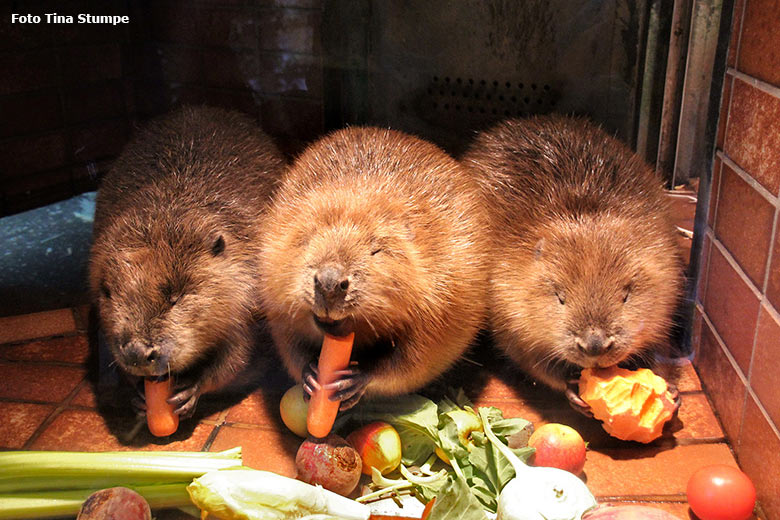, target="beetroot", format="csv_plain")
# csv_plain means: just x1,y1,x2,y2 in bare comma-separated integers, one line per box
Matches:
77,487,151,520
295,434,362,496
